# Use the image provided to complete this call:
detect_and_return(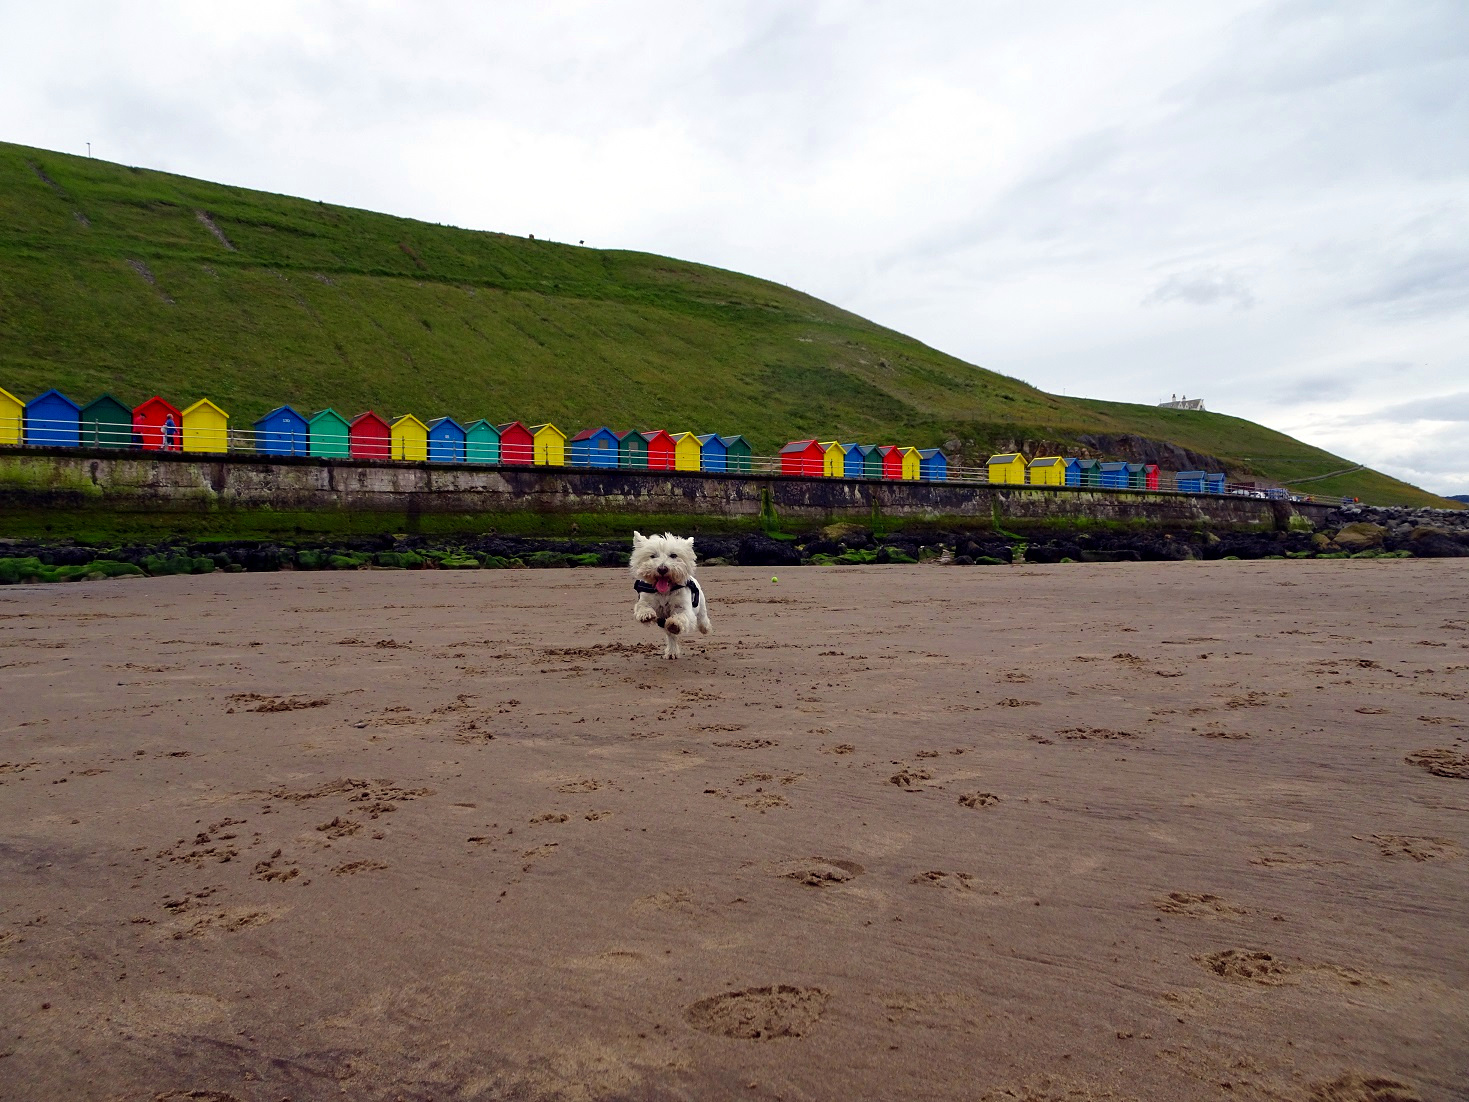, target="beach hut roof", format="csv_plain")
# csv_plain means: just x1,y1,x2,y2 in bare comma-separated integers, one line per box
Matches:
719,434,749,448
641,429,672,442
351,410,390,428
988,453,1024,464
695,433,722,446
571,427,614,443
393,413,428,430
183,398,228,419
530,422,565,437
428,416,466,433
27,388,81,412
496,420,530,435
781,439,819,454
918,448,943,459
1099,460,1129,471
1177,469,1206,478
1028,456,1063,468
310,407,348,425
136,395,182,418
83,393,131,415
256,405,306,425
856,444,879,456
0,385,20,407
